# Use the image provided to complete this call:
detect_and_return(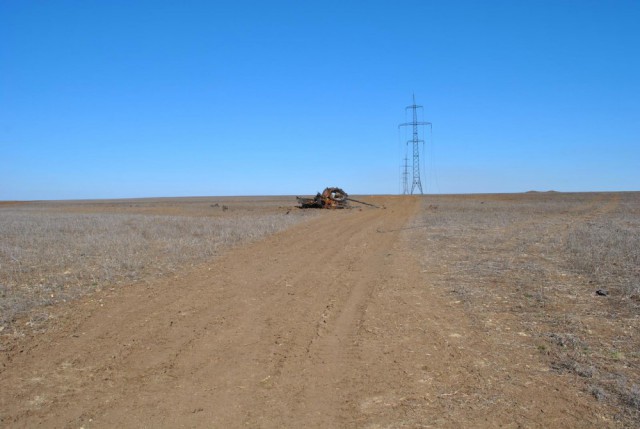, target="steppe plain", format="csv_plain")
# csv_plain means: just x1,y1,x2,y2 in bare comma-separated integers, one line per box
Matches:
1,192,639,427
